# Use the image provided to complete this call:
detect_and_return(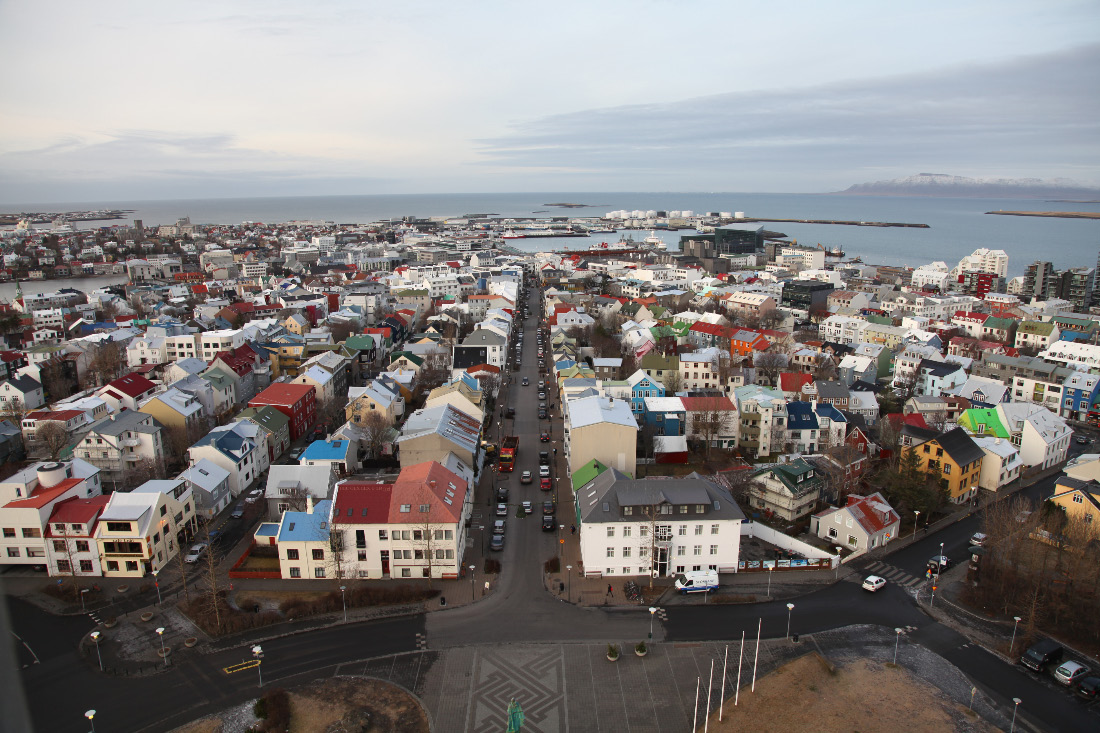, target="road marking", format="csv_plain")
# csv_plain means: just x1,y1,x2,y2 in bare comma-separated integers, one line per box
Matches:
10,631,39,666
